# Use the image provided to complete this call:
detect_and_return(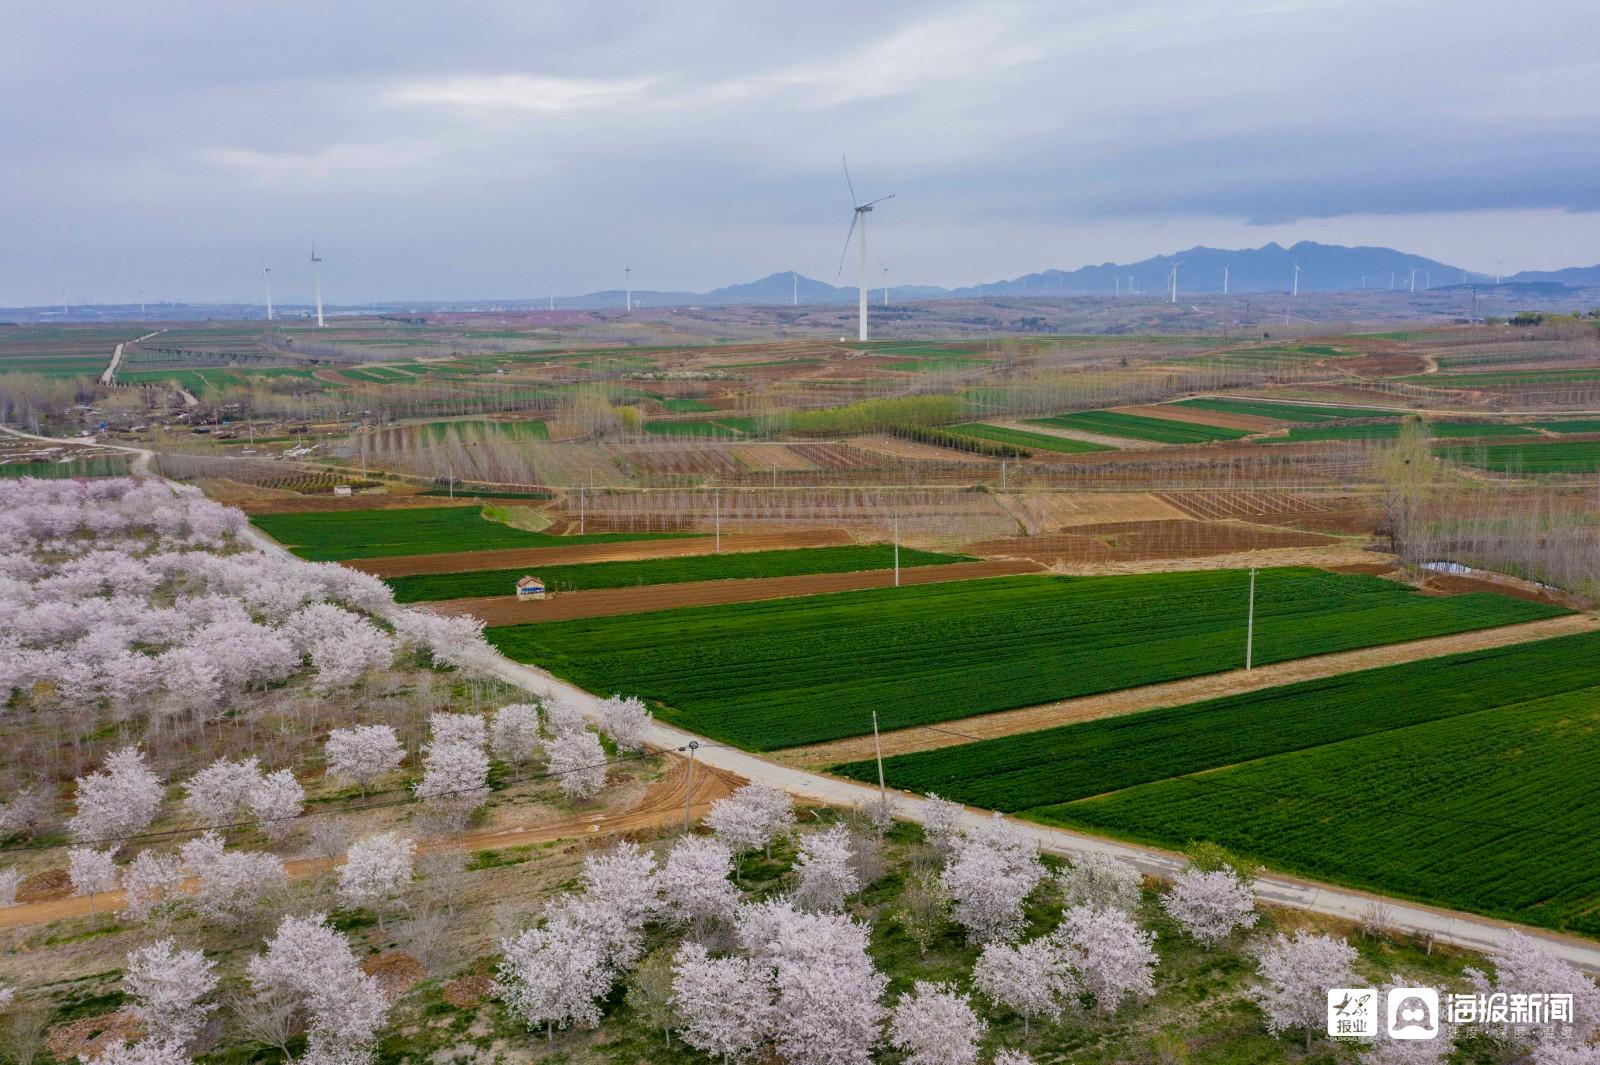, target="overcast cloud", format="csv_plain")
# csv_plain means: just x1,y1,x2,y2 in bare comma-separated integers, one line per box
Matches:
2,0,1597,305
